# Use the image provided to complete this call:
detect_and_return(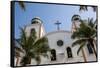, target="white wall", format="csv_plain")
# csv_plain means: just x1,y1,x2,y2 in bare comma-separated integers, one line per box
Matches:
45,31,96,64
